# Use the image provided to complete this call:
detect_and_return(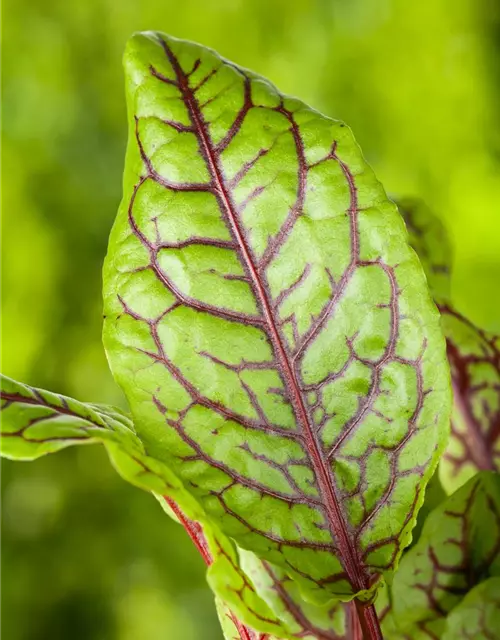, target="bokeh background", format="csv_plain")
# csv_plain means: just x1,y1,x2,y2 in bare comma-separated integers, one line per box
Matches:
2,0,500,638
